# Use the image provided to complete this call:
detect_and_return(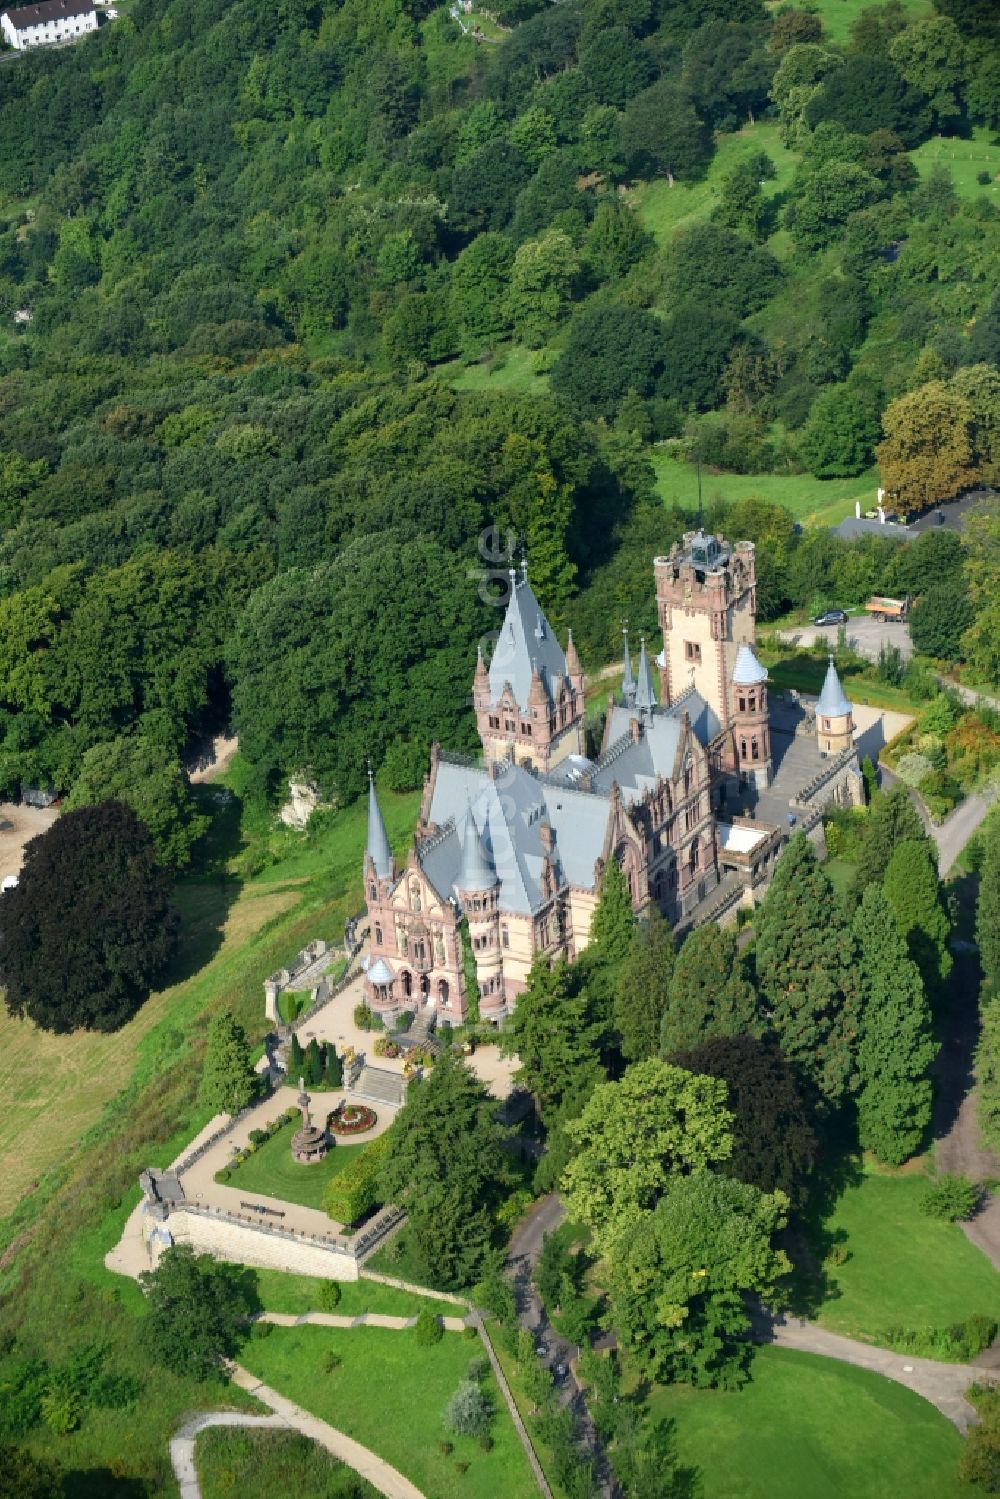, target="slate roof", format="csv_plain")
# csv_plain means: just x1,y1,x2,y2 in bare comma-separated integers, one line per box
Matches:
488,575,568,713
596,691,720,807
457,803,498,890
816,658,853,718
831,517,912,543
424,759,611,914
4,0,94,23
732,643,768,686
